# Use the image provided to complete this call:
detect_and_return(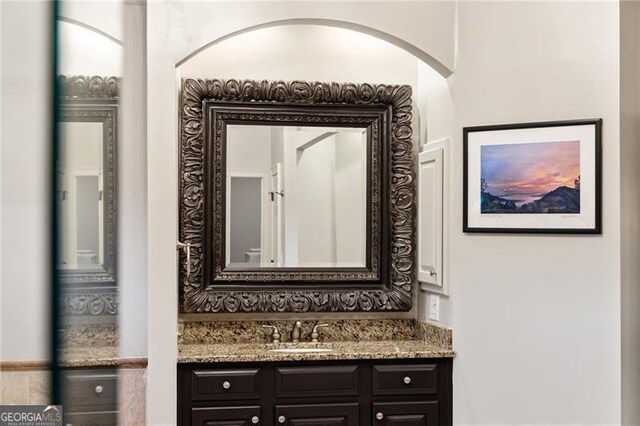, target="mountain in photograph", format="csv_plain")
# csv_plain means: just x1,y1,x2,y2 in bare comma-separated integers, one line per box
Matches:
481,176,581,214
